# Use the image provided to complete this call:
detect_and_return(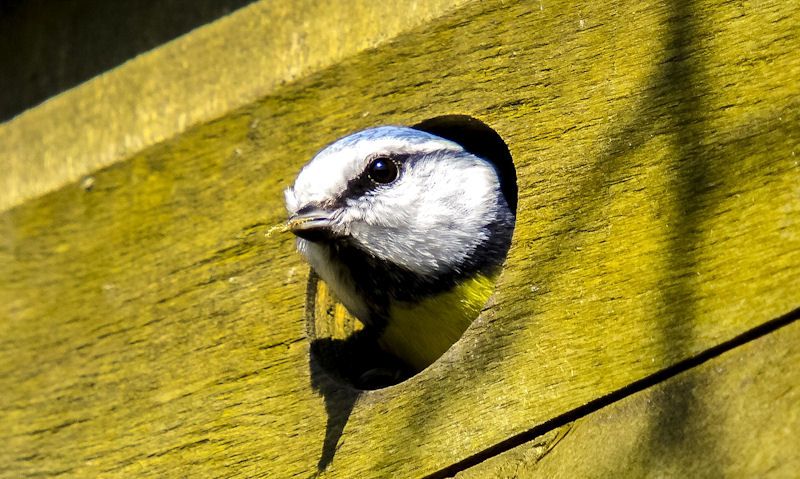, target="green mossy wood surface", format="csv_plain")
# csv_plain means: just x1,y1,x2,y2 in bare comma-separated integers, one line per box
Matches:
457,320,800,478
1,0,799,478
